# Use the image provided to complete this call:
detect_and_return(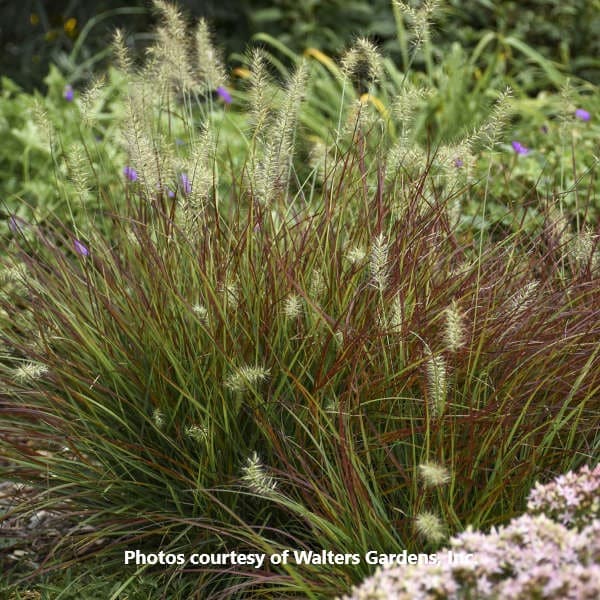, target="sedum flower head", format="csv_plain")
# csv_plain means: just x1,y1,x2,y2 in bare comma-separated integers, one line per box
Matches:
419,461,451,488
241,451,278,496
225,365,270,393
12,362,49,383
527,463,600,528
